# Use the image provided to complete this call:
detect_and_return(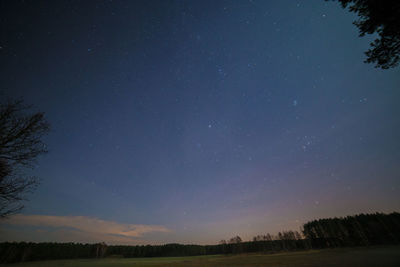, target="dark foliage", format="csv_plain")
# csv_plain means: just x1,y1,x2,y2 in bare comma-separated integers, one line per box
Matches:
334,0,400,69
0,100,50,217
0,242,107,263
303,212,400,247
0,240,312,263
